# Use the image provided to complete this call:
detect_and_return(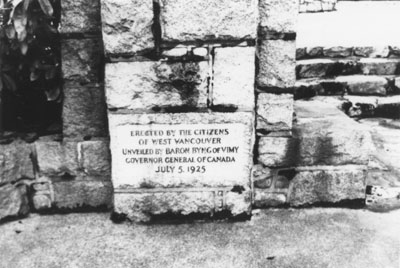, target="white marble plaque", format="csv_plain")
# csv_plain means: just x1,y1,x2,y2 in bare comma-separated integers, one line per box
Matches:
111,123,252,188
